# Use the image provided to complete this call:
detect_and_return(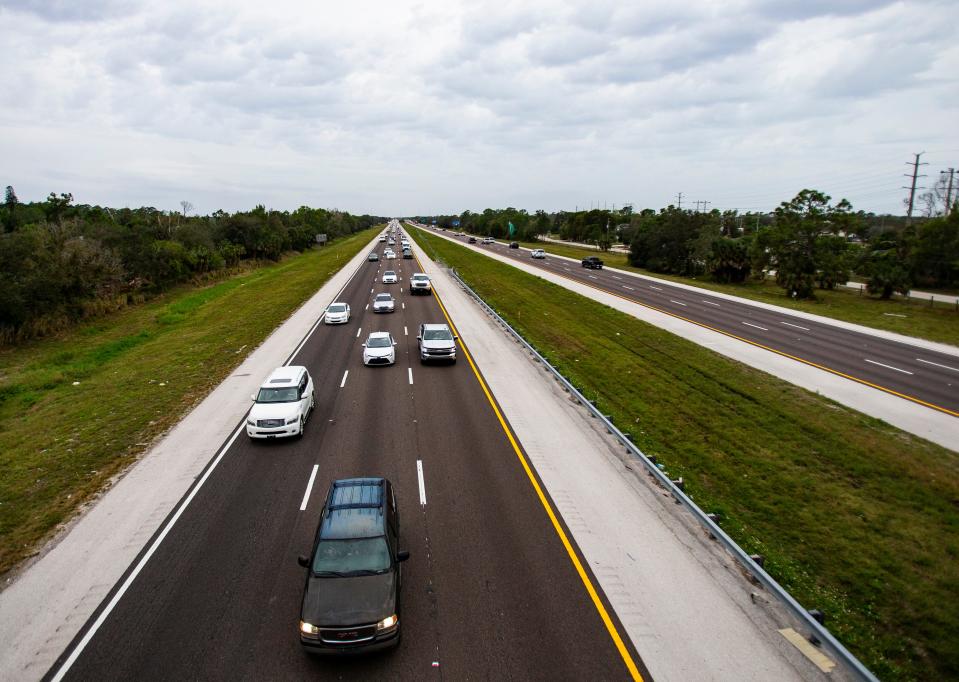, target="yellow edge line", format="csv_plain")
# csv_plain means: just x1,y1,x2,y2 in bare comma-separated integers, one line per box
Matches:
549,268,959,418
413,249,642,681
